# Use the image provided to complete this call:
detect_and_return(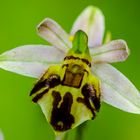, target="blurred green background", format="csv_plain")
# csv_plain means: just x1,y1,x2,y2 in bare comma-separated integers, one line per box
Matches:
0,0,140,140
